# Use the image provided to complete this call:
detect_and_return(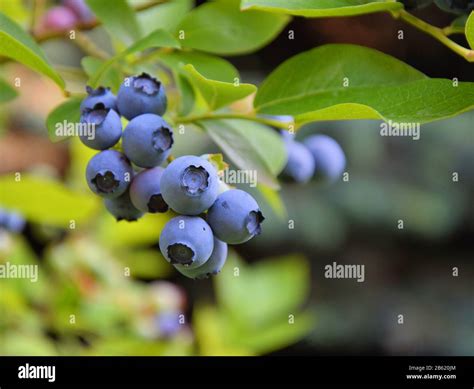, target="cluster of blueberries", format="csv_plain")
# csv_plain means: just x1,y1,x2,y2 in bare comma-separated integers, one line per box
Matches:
40,0,93,32
280,131,346,184
80,73,264,280
0,208,25,234
401,0,474,12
